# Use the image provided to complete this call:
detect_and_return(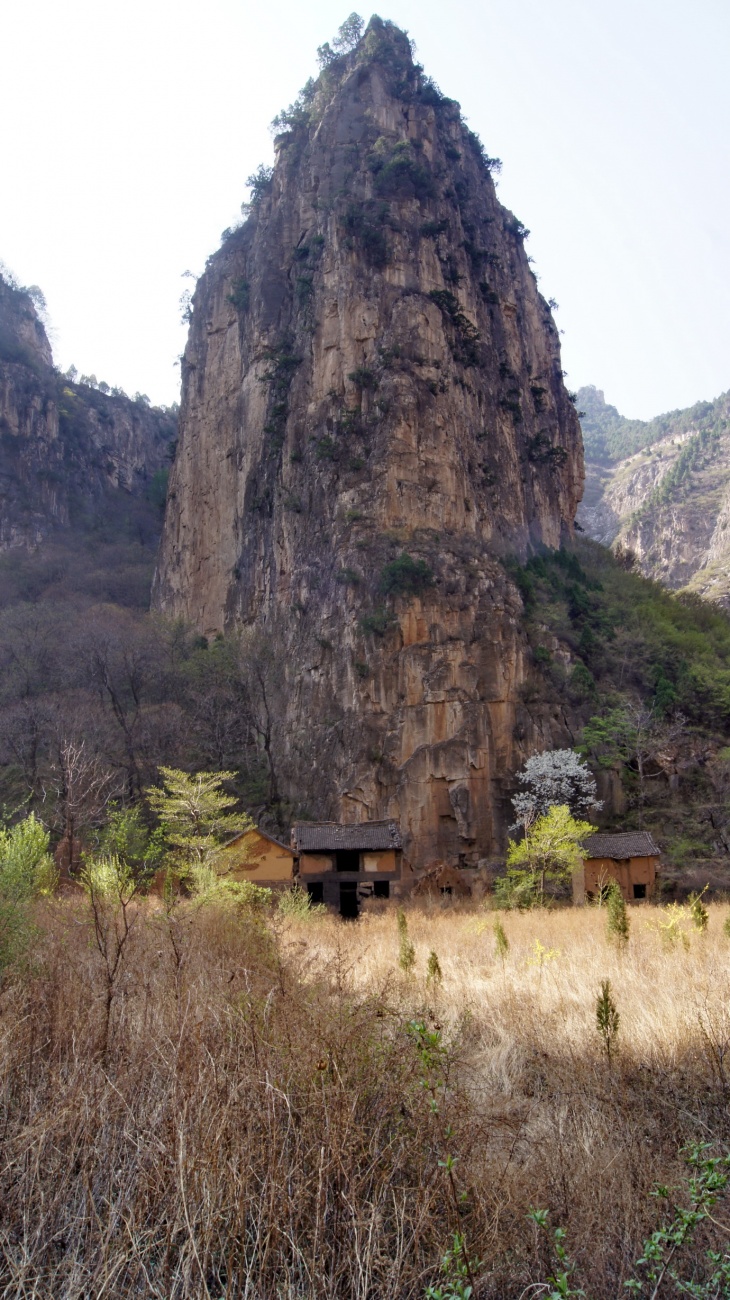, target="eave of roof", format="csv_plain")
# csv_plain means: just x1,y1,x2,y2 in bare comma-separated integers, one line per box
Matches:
292,820,403,852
